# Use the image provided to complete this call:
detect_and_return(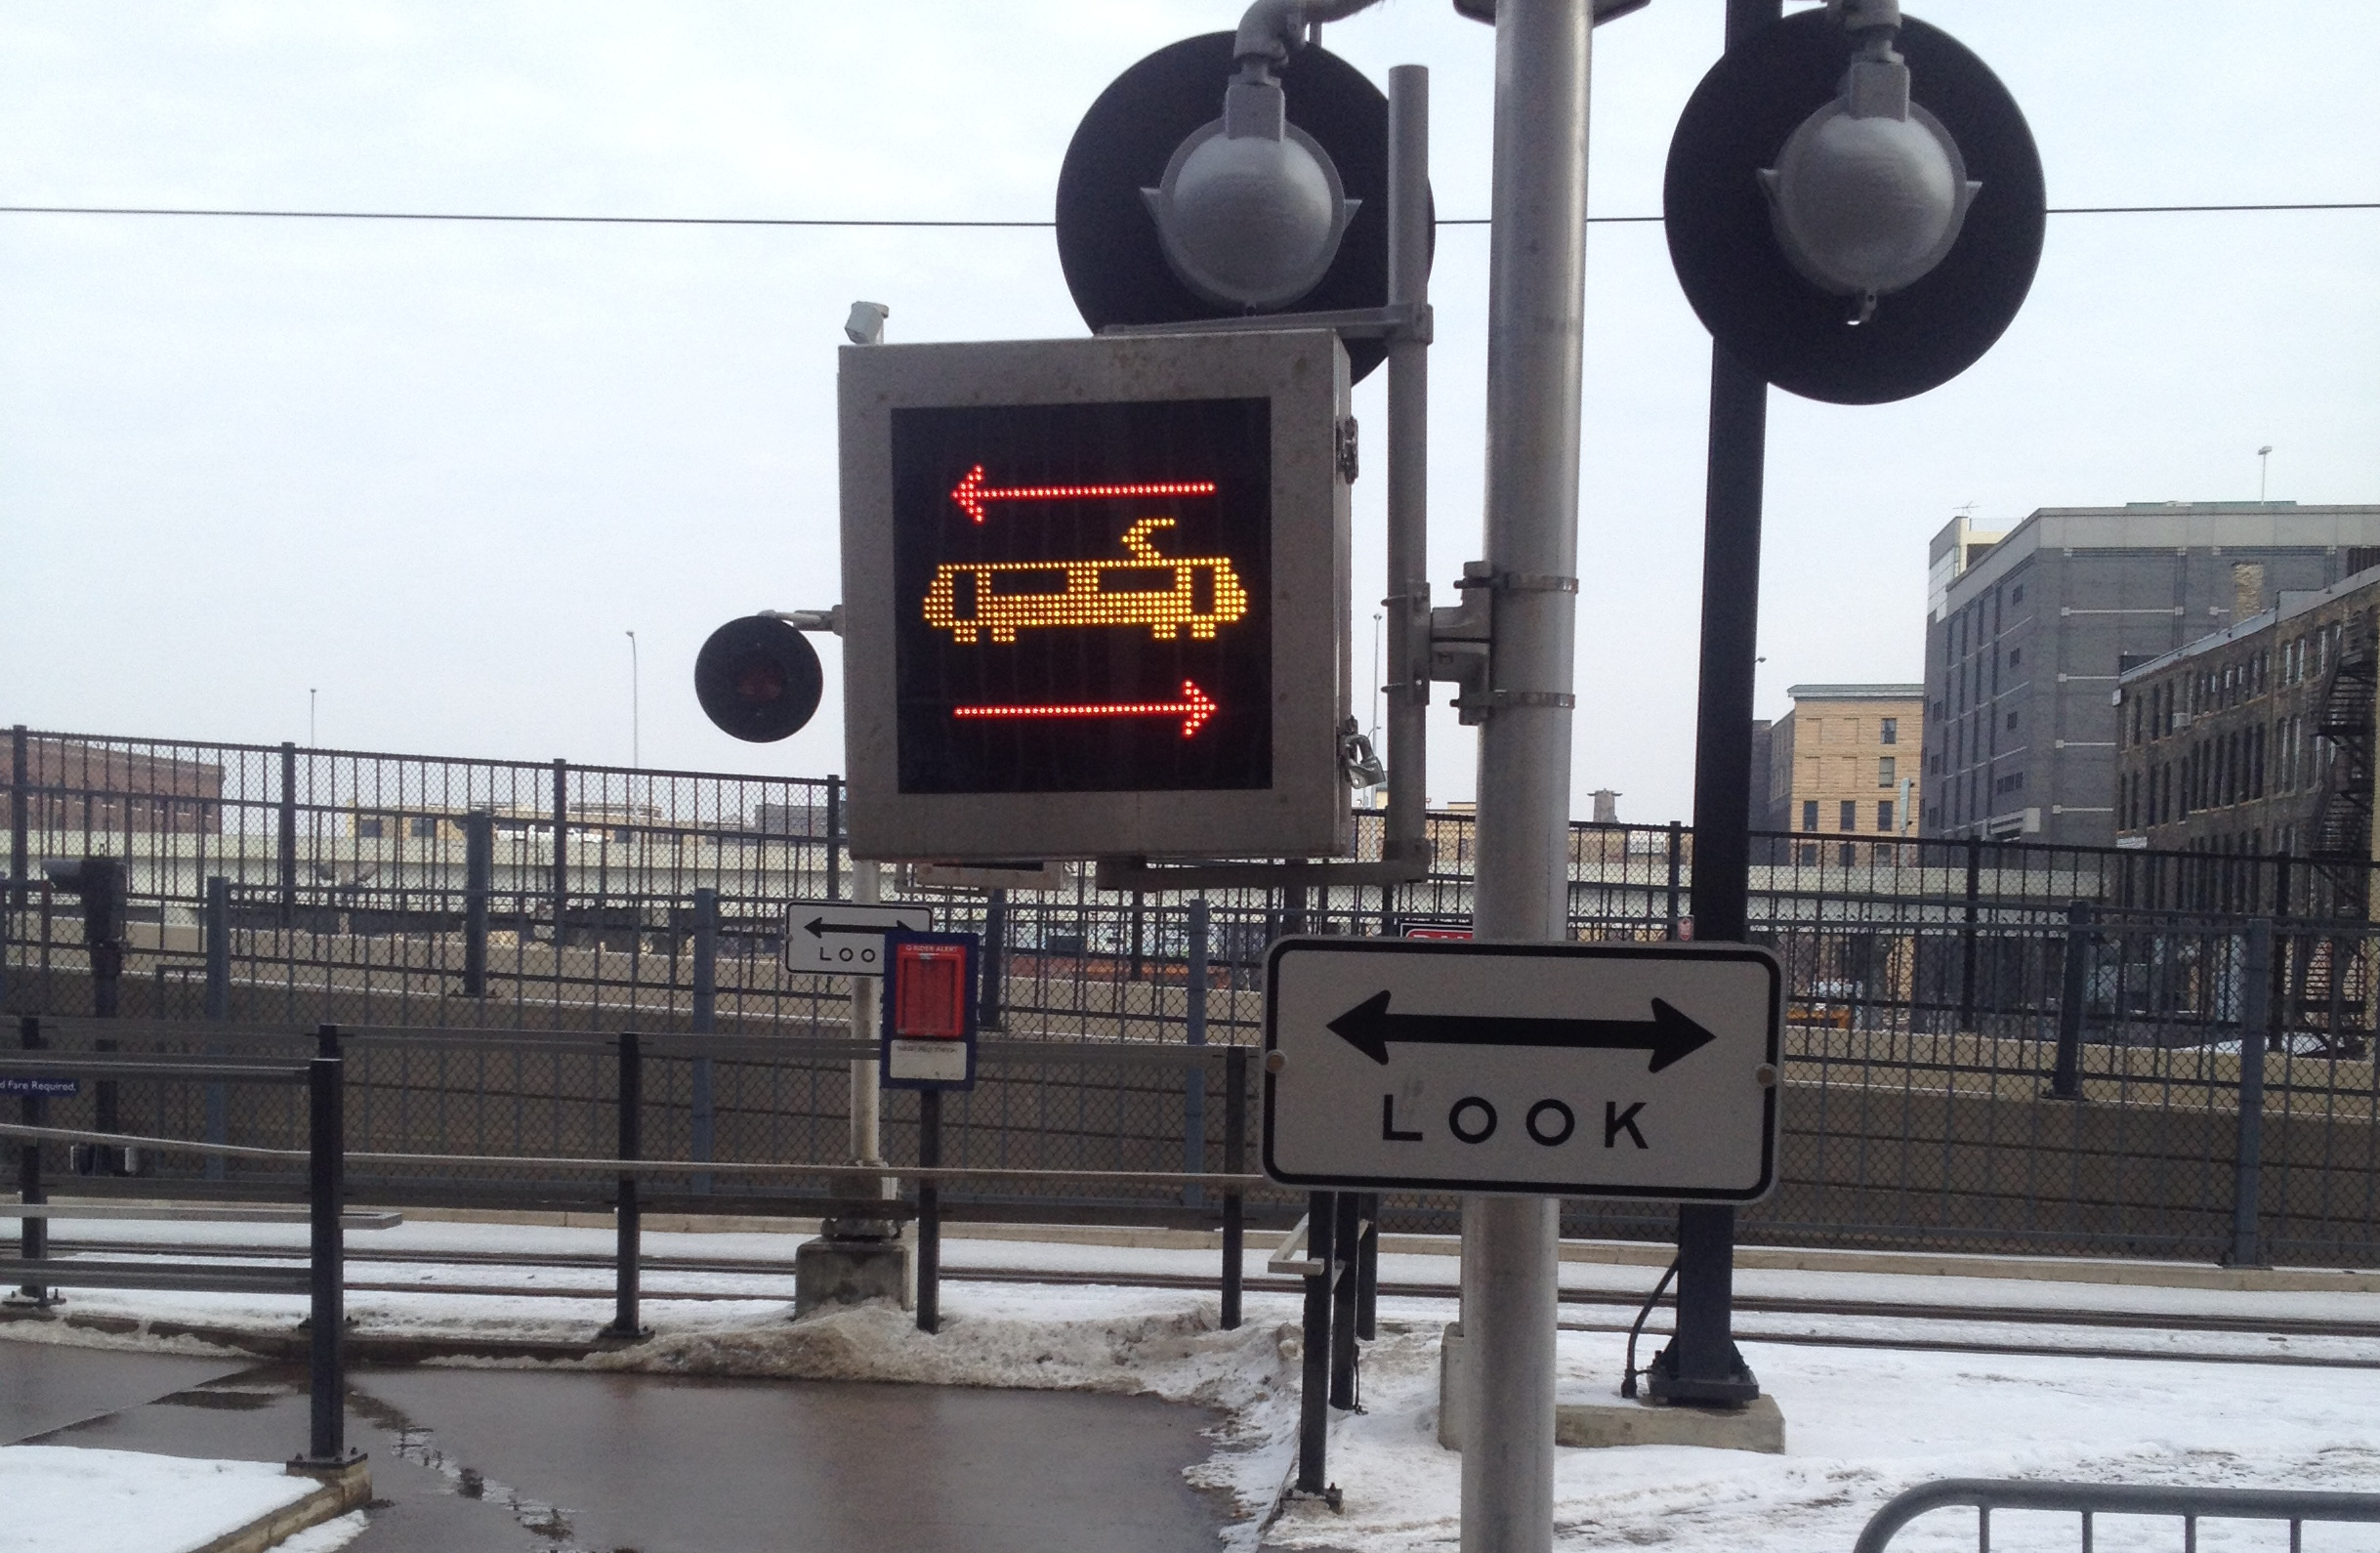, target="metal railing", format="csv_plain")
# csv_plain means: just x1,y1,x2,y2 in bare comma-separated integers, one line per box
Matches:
1854,1478,2380,1553
13,727,2380,1266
